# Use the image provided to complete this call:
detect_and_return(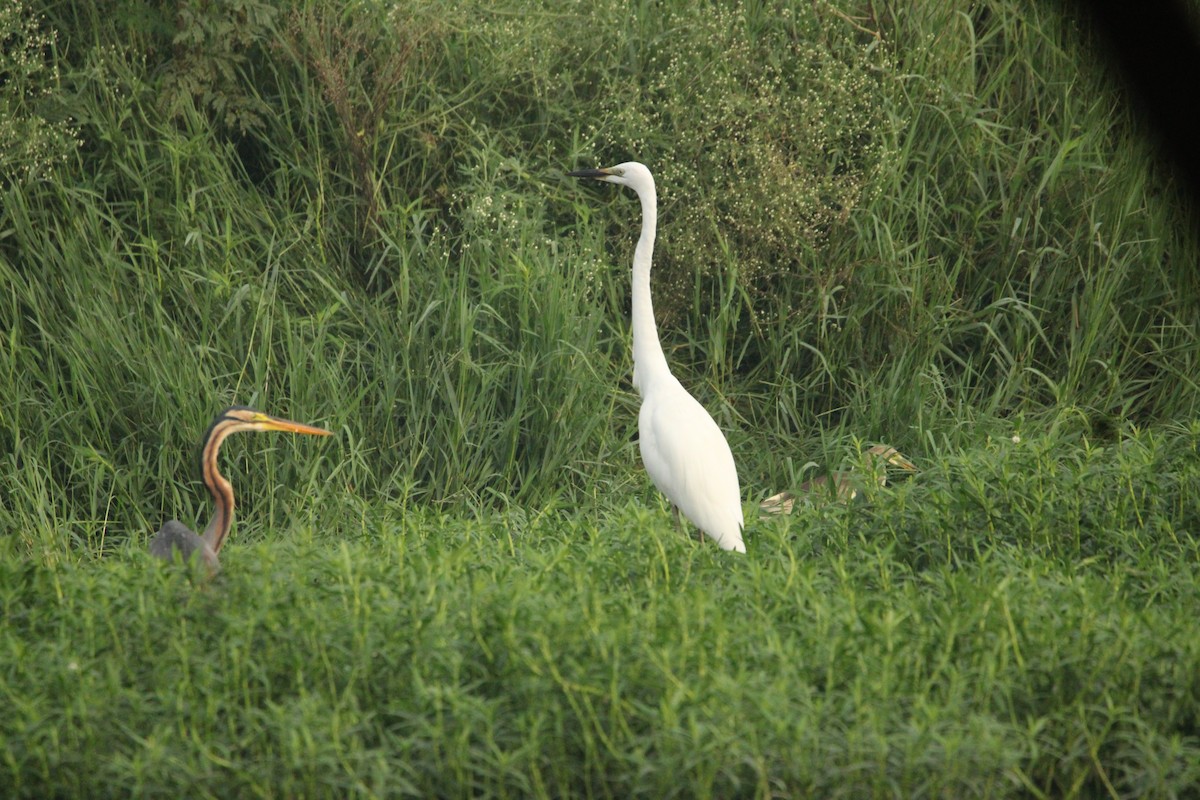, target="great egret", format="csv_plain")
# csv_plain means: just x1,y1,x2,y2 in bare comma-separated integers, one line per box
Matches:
759,444,917,513
148,406,332,574
568,162,745,552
